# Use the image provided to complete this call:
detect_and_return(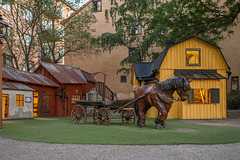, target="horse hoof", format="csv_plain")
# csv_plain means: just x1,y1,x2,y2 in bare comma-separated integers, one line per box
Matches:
155,124,162,129
154,118,160,124
139,122,145,128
